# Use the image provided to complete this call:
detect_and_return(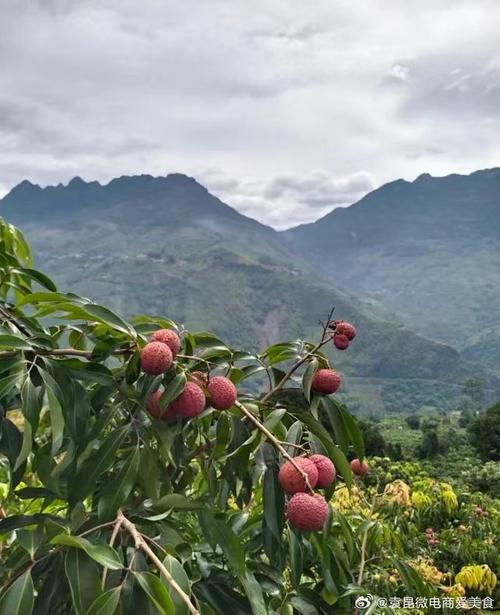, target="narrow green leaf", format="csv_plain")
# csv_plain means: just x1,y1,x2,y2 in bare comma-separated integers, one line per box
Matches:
302,358,318,402
16,525,45,559
289,528,303,588
65,549,102,615
46,385,64,456
11,267,57,291
0,570,34,615
161,555,191,615
134,571,175,615
159,372,187,410
70,426,130,504
52,534,123,570
81,303,135,337
98,445,140,520
153,494,204,511
0,334,32,350
13,420,32,471
240,571,267,615
86,587,121,615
